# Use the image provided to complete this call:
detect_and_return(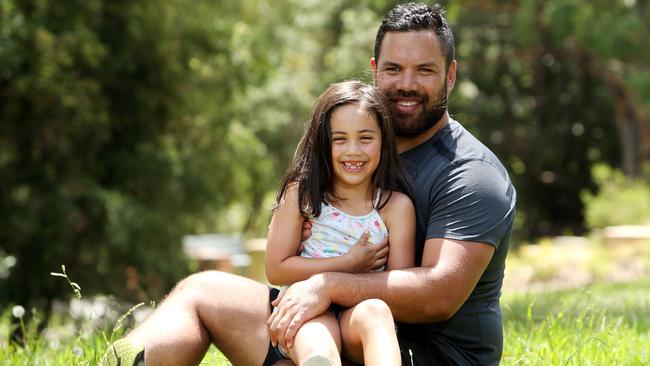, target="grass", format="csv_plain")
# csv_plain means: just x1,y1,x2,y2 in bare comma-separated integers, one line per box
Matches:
501,279,650,365
1,278,648,365
1,243,649,365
